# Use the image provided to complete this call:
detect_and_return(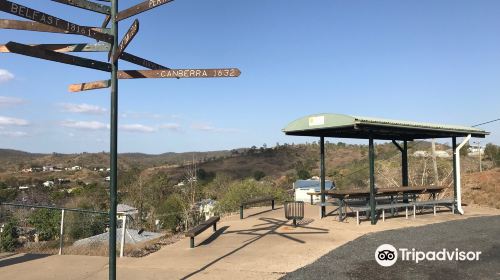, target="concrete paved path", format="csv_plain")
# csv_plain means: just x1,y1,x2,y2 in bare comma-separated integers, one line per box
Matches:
1,204,499,280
